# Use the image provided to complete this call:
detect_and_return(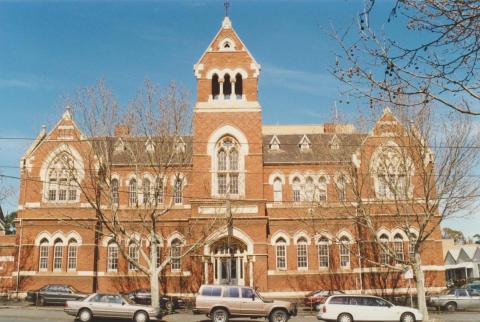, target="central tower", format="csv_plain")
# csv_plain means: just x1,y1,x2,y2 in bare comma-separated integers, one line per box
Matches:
192,17,264,200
